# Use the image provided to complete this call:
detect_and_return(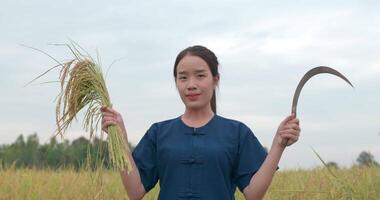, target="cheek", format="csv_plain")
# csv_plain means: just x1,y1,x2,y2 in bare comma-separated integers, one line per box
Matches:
201,82,215,97
176,83,185,95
